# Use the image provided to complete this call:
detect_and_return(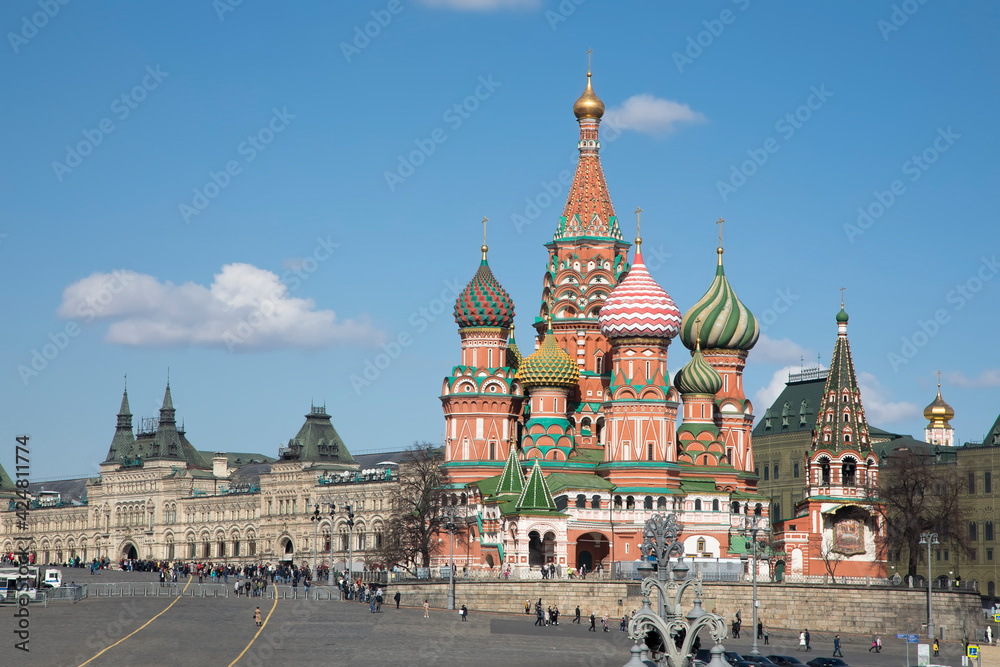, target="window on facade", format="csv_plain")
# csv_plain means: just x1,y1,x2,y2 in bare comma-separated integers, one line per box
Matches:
763,467,769,481
648,443,654,461
595,355,603,375
203,542,210,558
773,503,781,522
990,581,996,596
188,542,195,559
626,496,635,510
234,540,240,557
697,538,706,552
754,503,762,516
712,499,719,512
988,549,994,562
731,501,740,514
944,550,949,561
591,495,601,509
218,540,226,558
793,462,799,478
970,522,978,541
986,522,994,541
986,472,993,494
694,499,702,511
657,497,667,510
773,464,779,480
971,549,977,561
644,496,653,510
249,540,257,556
357,533,366,551
576,494,587,509
489,442,495,460
843,460,857,486
969,472,976,495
